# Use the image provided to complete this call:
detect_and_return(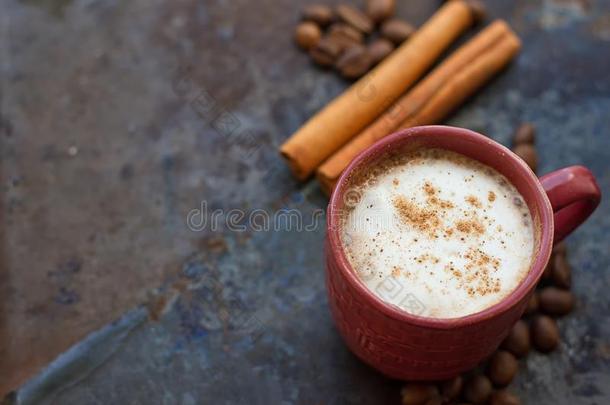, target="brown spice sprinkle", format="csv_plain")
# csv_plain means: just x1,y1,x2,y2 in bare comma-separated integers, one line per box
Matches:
445,263,463,279
488,190,497,202
423,181,436,196
454,248,502,297
466,195,482,208
416,253,441,264
456,219,485,235
465,248,500,271
391,266,401,278
423,181,455,209
429,196,454,210
393,195,441,237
